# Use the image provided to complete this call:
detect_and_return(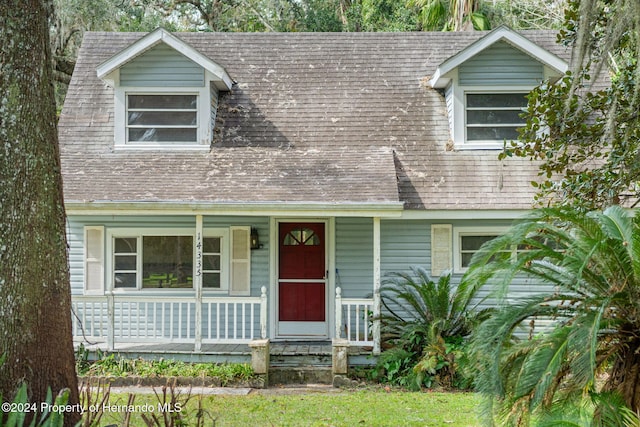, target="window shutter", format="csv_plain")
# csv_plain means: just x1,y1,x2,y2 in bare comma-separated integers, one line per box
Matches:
431,224,452,277
230,226,251,296
84,226,104,293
